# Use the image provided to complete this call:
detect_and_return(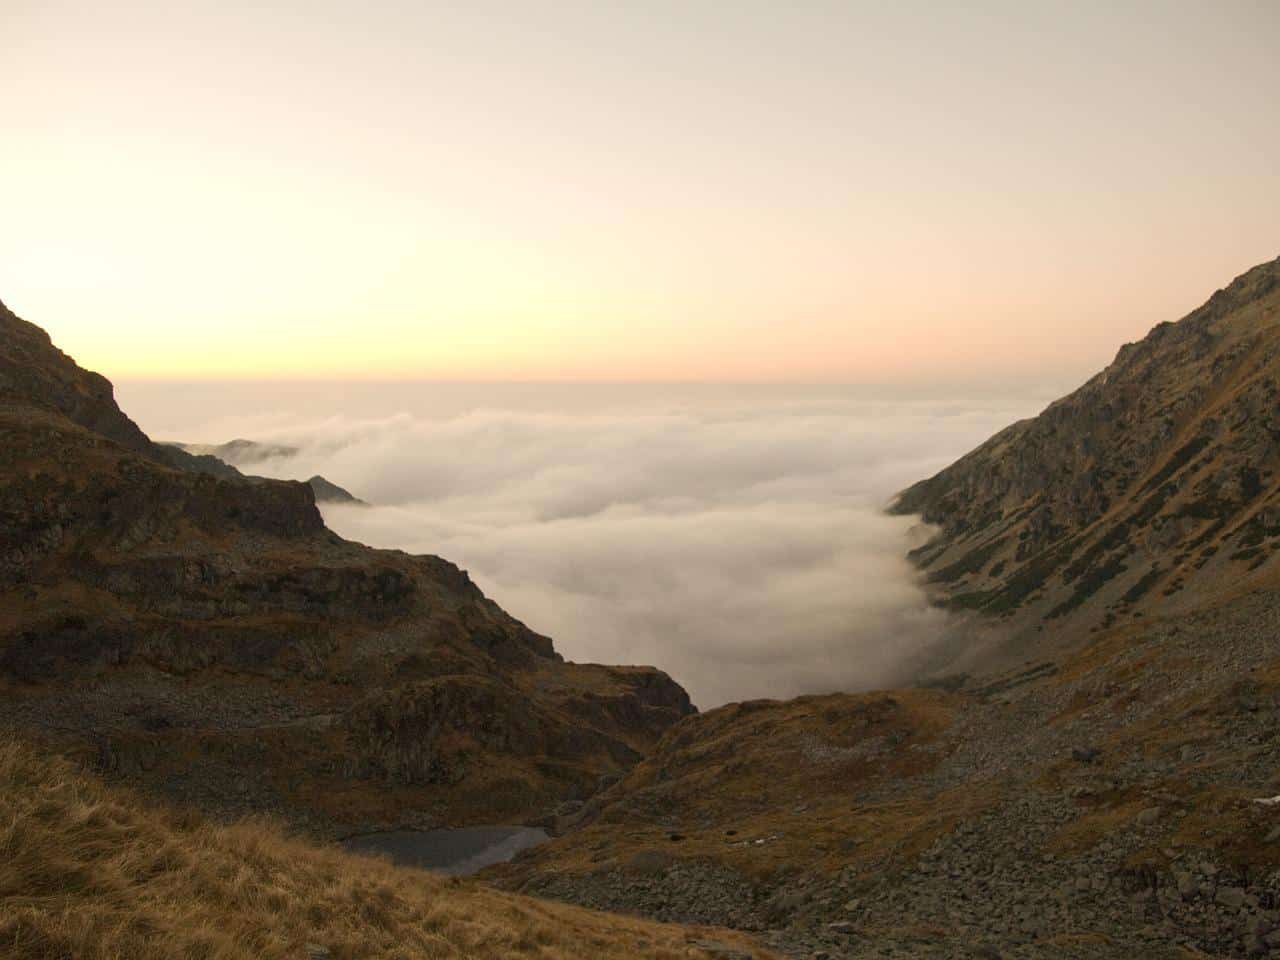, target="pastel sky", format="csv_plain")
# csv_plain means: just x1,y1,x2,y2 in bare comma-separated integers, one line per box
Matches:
3,1,1277,383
